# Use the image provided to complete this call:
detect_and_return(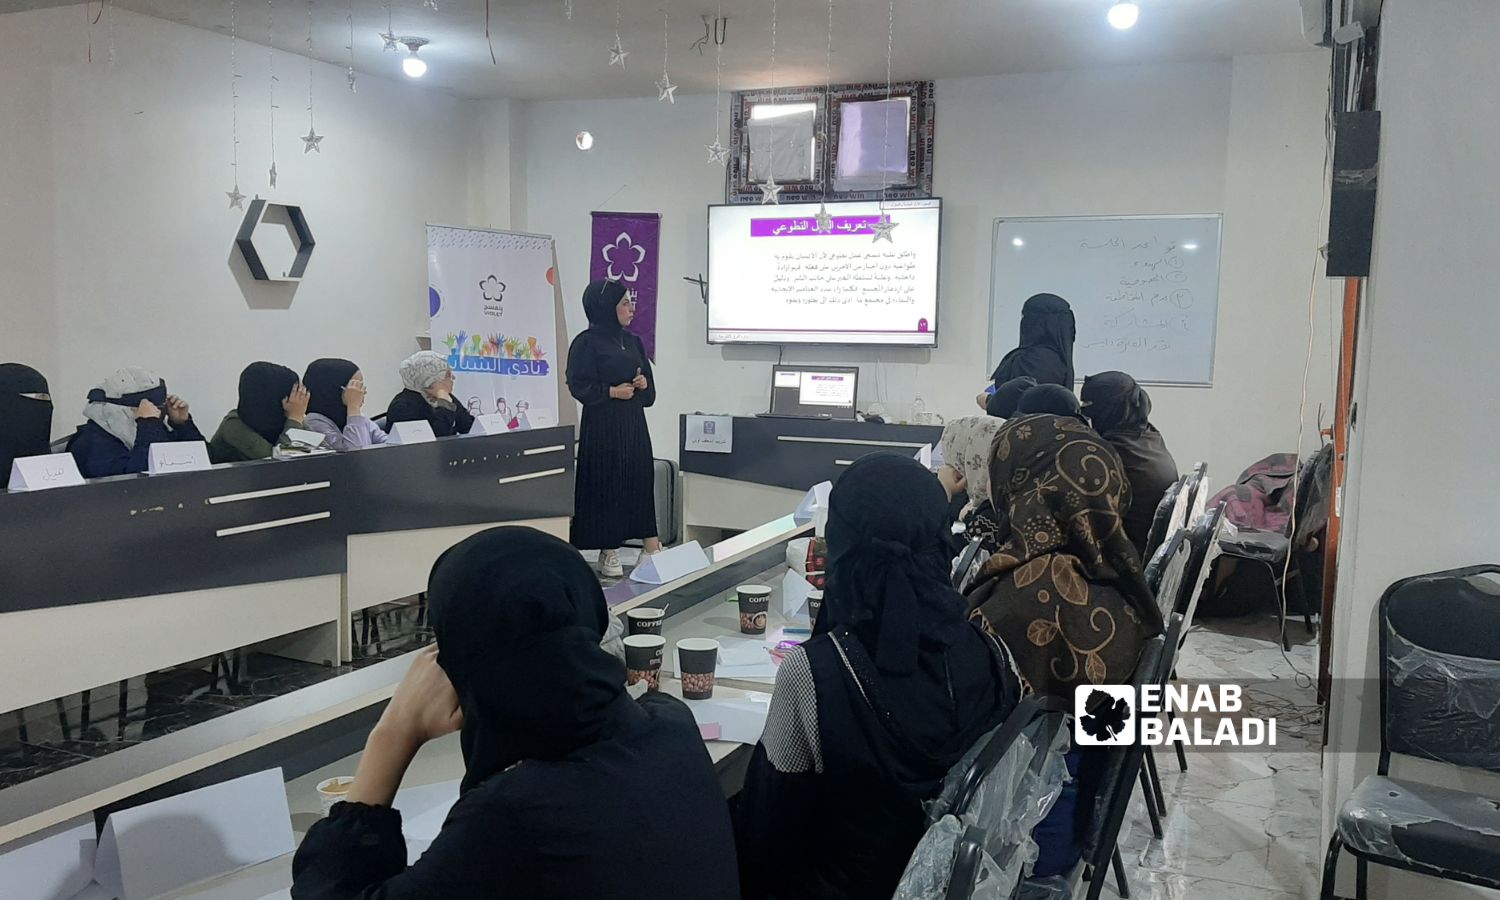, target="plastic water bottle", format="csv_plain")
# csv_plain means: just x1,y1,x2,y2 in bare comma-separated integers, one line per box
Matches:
910,393,926,425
